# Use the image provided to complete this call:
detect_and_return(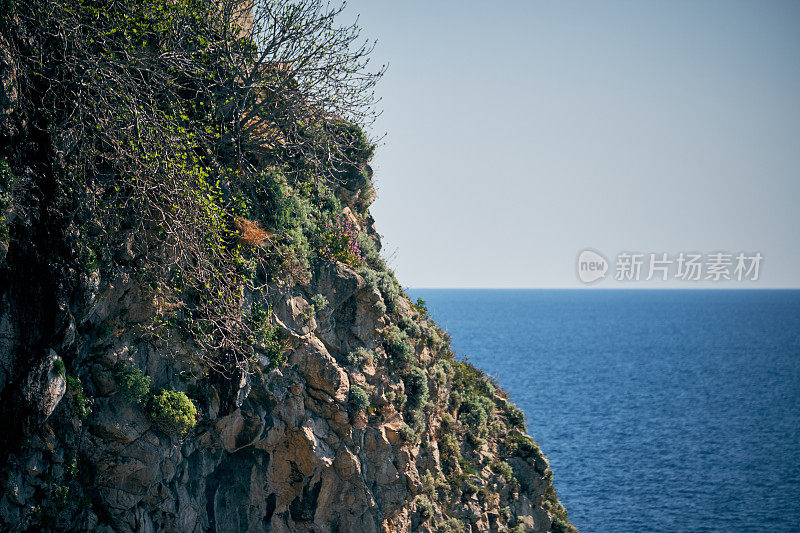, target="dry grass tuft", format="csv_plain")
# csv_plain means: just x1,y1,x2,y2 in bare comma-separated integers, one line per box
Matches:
235,216,273,245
